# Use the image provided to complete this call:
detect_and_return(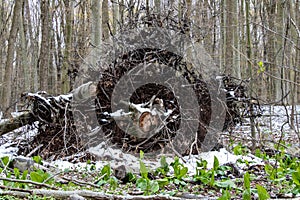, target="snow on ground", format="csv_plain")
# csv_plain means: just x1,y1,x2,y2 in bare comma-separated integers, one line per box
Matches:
0,105,299,174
